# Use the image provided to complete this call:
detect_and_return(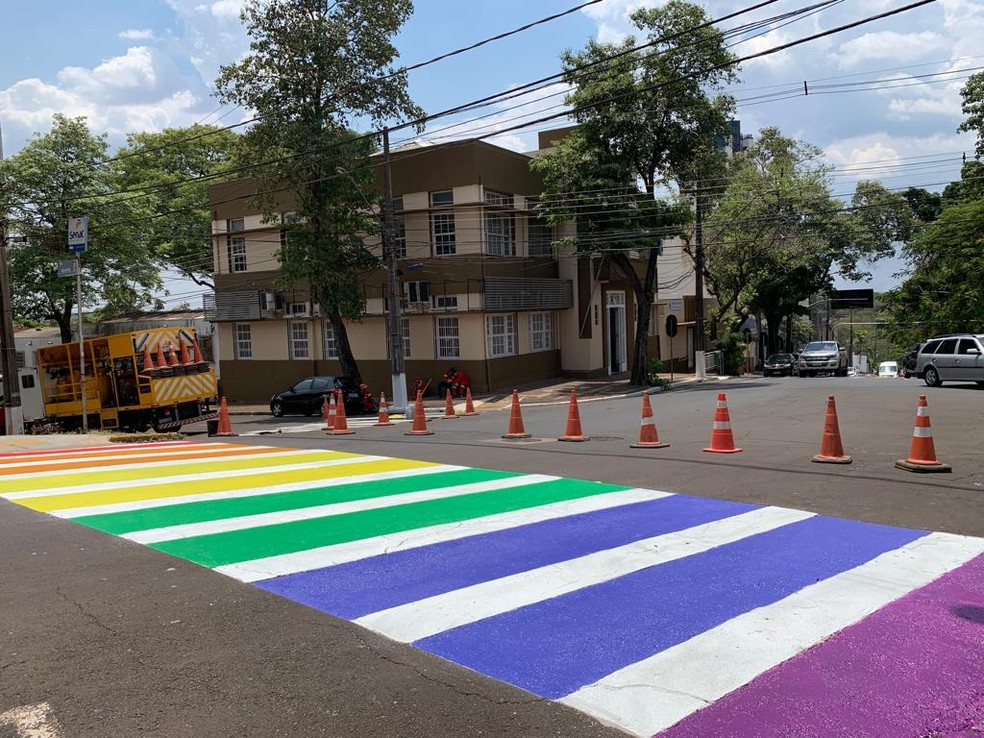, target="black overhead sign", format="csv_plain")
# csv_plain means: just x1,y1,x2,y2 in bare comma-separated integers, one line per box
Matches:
830,288,874,310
